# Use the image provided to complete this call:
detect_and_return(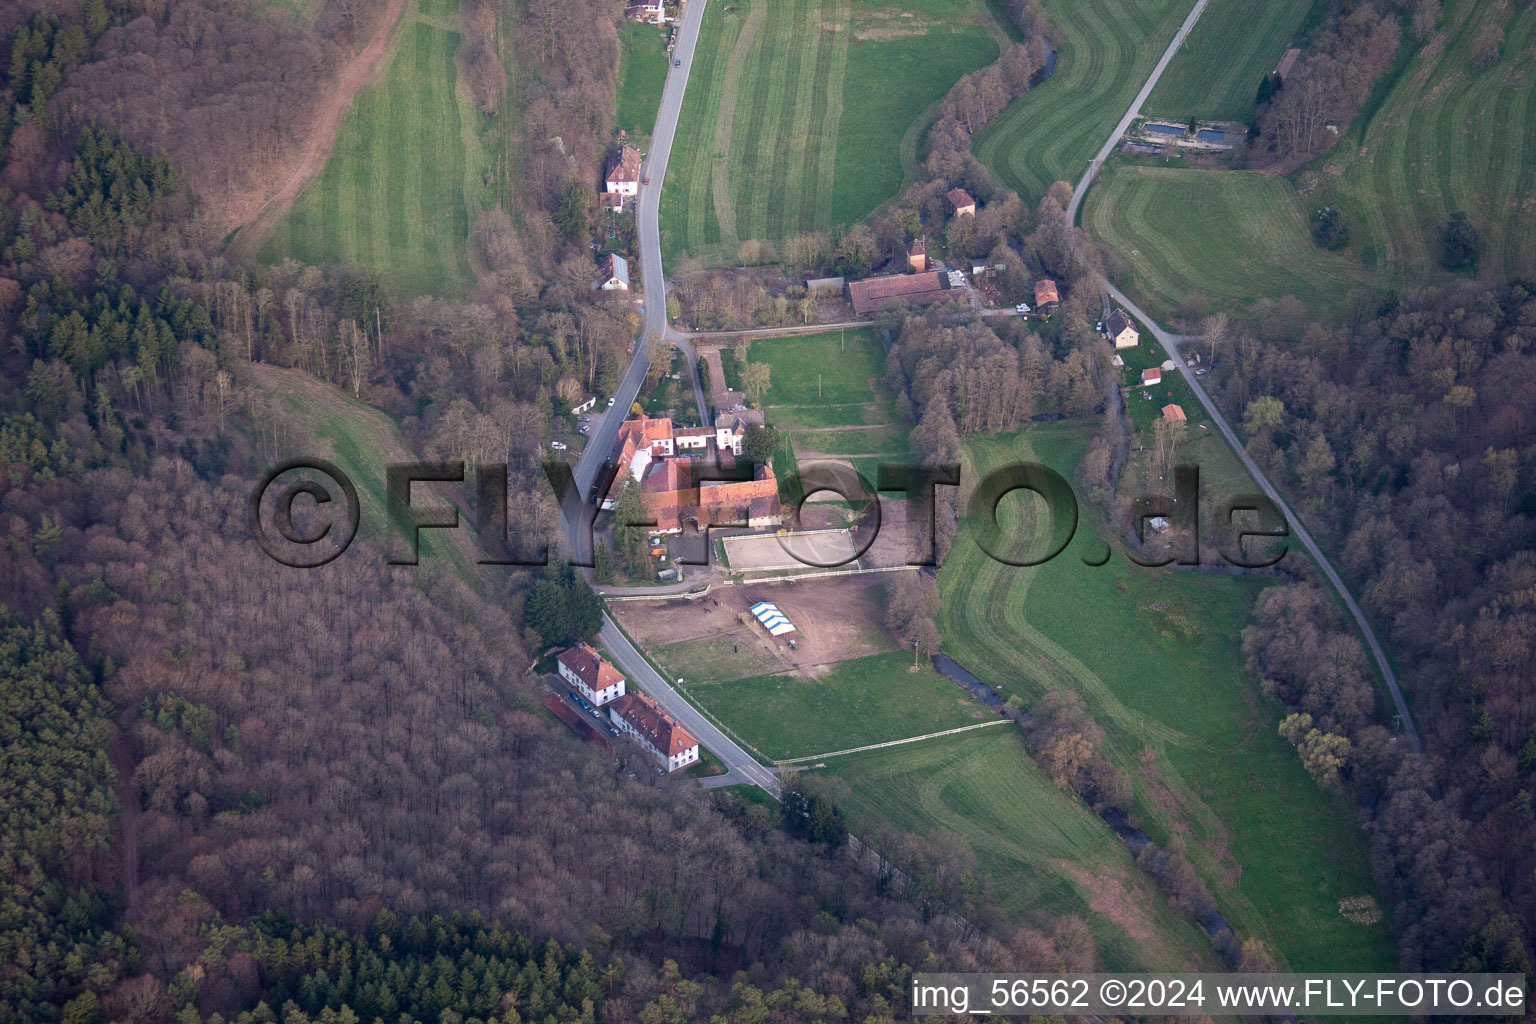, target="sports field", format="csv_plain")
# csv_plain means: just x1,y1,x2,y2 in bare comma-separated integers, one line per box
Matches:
935,422,1396,971
733,327,912,481
260,0,486,298
1083,165,1388,321
1144,0,1317,122
831,729,1222,971
973,0,1190,205
660,0,997,266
